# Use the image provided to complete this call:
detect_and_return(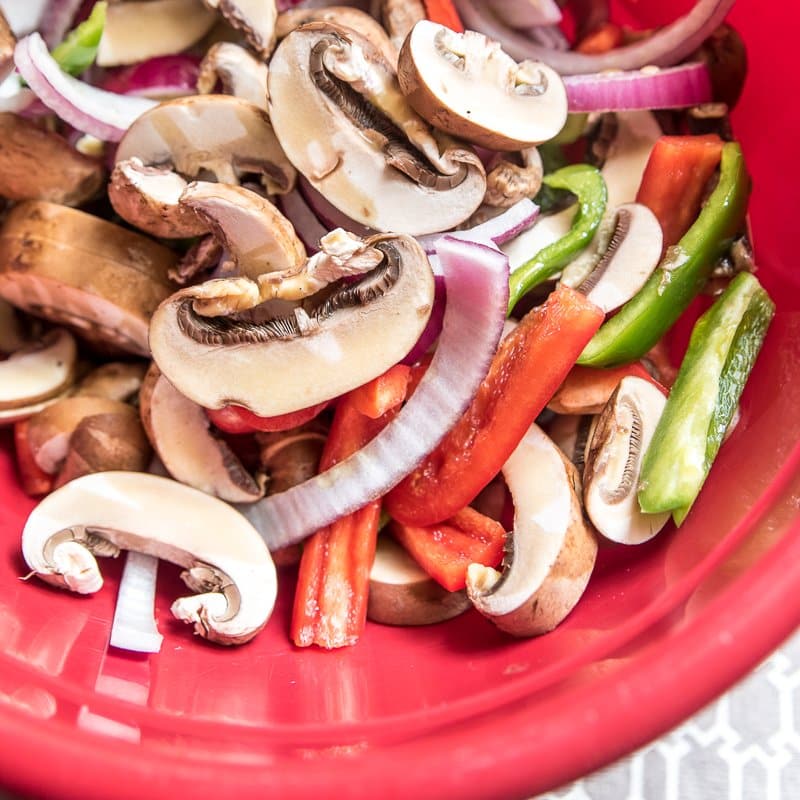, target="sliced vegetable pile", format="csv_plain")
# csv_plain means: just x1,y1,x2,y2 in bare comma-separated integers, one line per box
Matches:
0,0,772,651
